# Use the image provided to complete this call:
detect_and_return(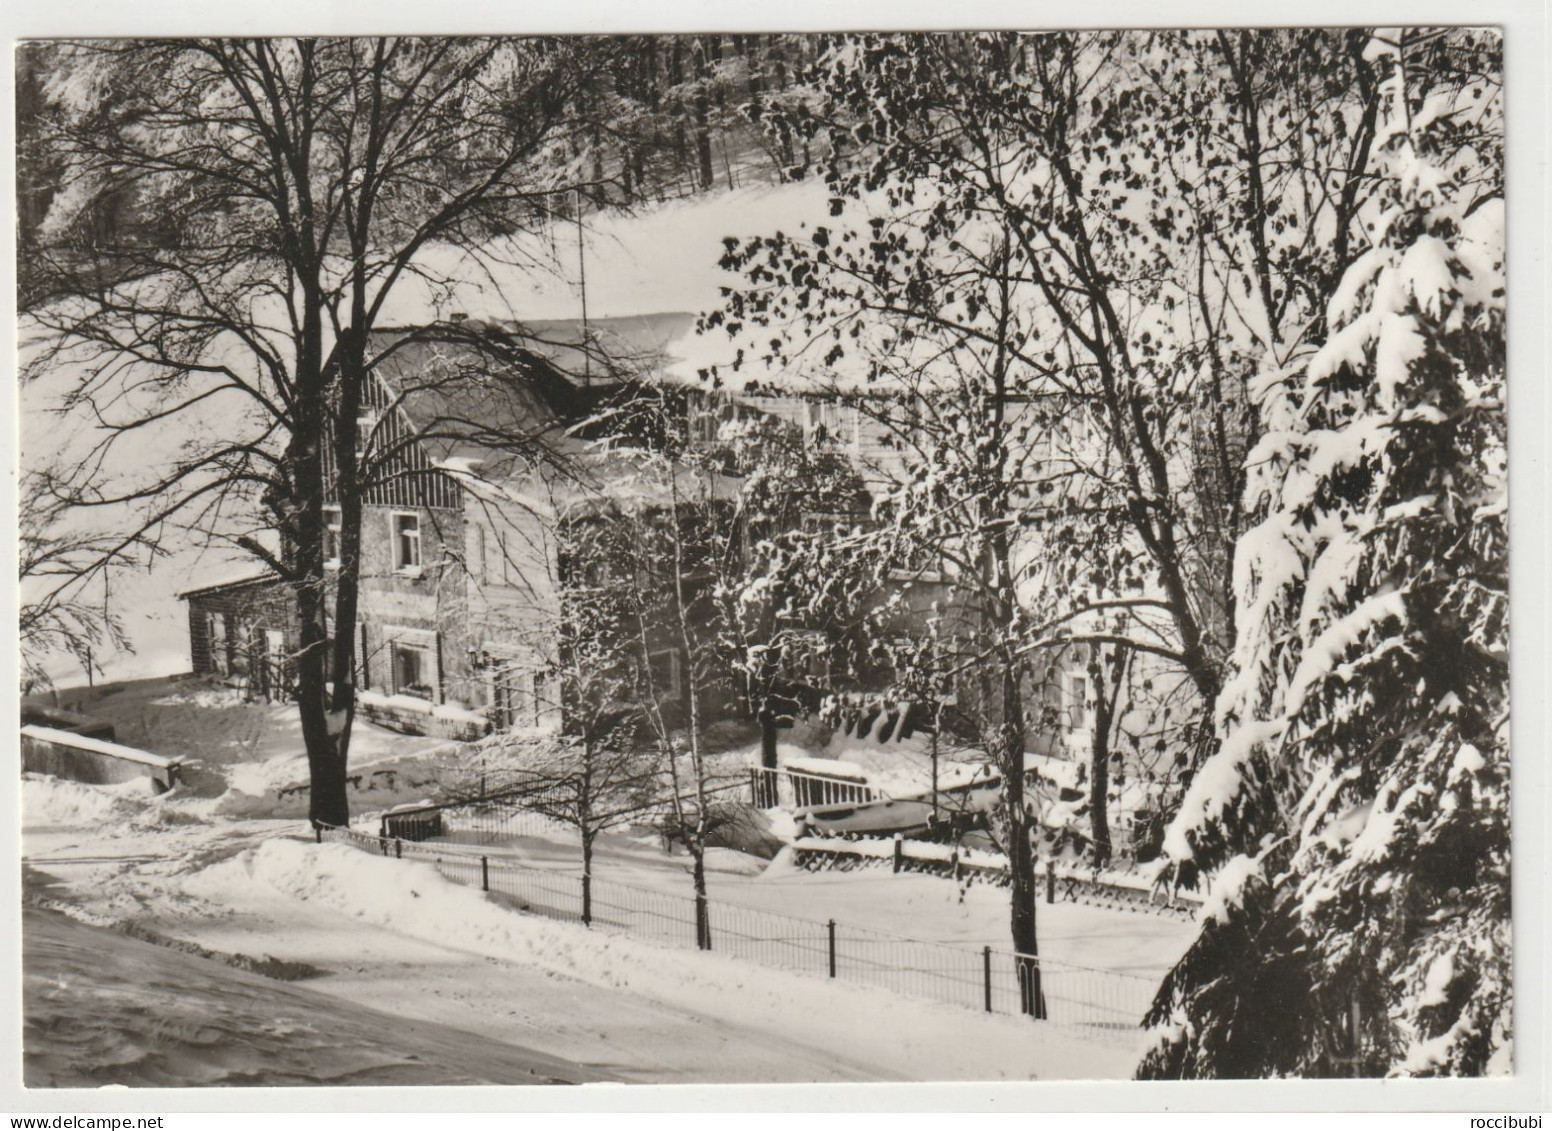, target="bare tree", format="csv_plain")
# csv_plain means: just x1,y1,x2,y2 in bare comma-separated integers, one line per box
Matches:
594,392,739,949
20,37,631,825
18,470,133,694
